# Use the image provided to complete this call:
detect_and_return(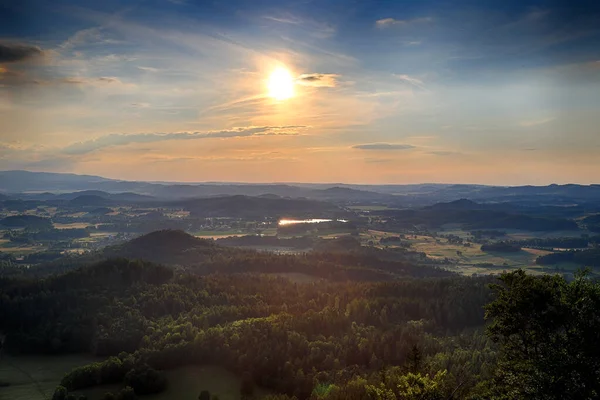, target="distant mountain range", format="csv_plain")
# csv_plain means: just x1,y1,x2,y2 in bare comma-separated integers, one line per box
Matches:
1,170,600,206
